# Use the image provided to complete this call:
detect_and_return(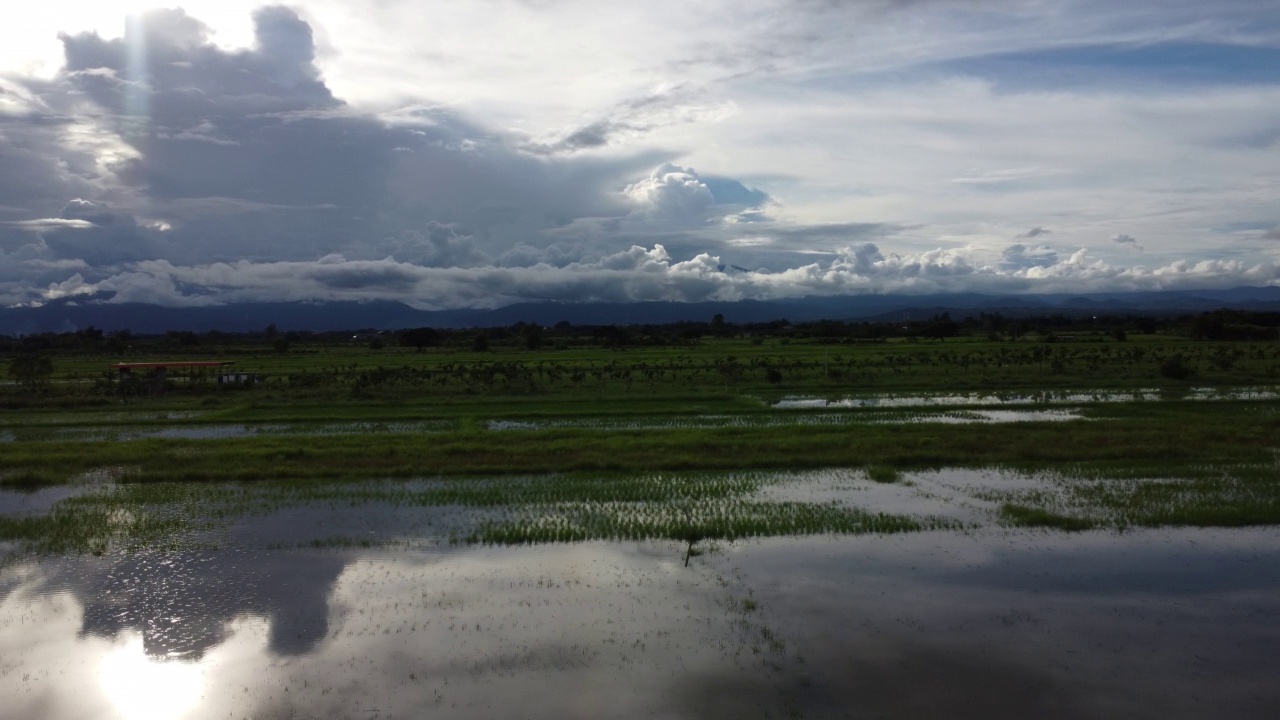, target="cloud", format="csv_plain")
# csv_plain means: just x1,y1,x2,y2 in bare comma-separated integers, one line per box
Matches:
1111,233,1144,252
1264,226,1280,240
624,164,716,221
2,4,1279,312
999,243,1058,271
2,7,667,269
524,85,737,155
621,163,772,230
25,244,1274,313
3,218,95,230
380,223,488,268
